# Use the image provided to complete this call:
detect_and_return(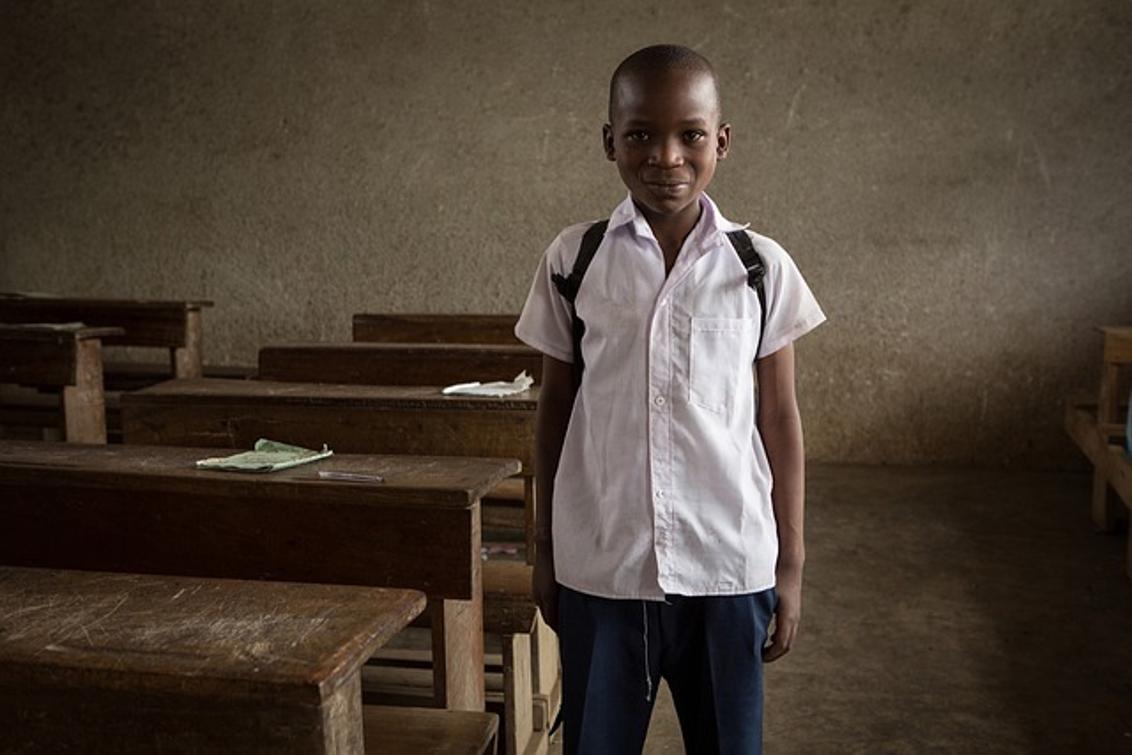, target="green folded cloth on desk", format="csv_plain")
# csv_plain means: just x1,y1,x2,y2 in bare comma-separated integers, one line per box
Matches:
195,439,333,473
